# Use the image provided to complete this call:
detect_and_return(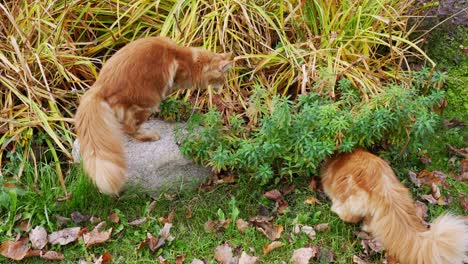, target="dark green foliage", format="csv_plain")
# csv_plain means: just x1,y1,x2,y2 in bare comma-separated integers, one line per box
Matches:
178,72,445,184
